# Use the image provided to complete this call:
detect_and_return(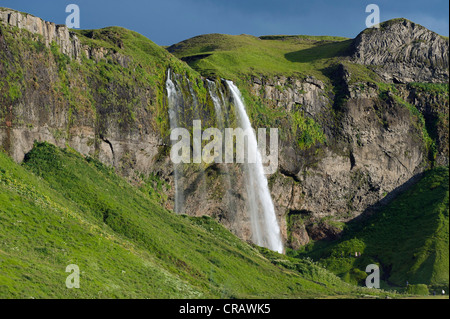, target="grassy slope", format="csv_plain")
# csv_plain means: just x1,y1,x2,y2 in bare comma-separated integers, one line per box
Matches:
0,142,377,299
168,33,352,83
74,26,203,87
291,167,449,289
